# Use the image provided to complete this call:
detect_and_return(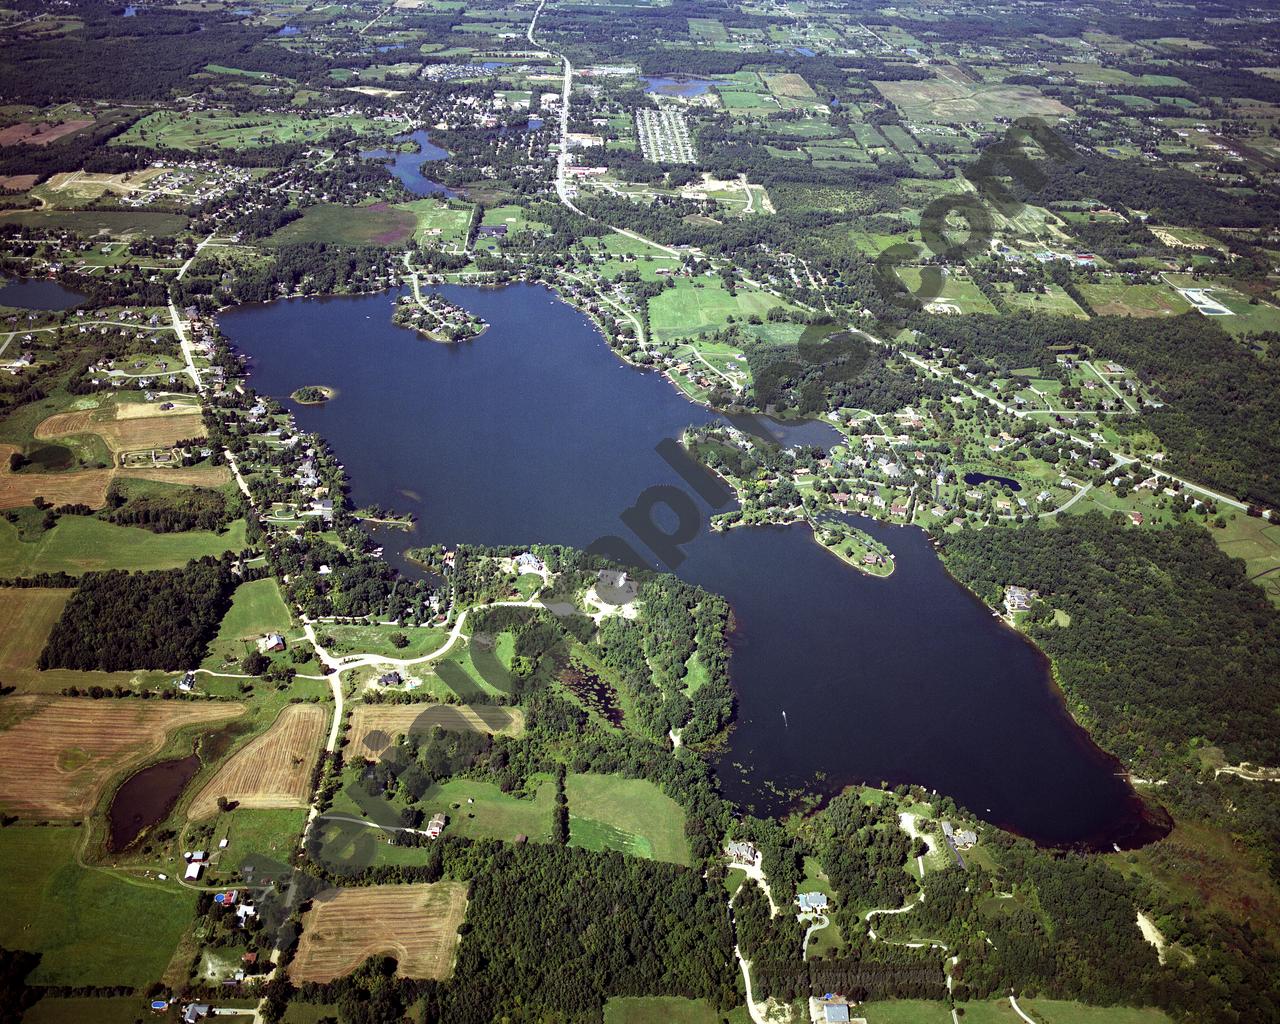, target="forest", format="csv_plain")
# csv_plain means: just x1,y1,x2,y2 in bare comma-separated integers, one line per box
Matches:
937,513,1280,770
38,558,237,671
